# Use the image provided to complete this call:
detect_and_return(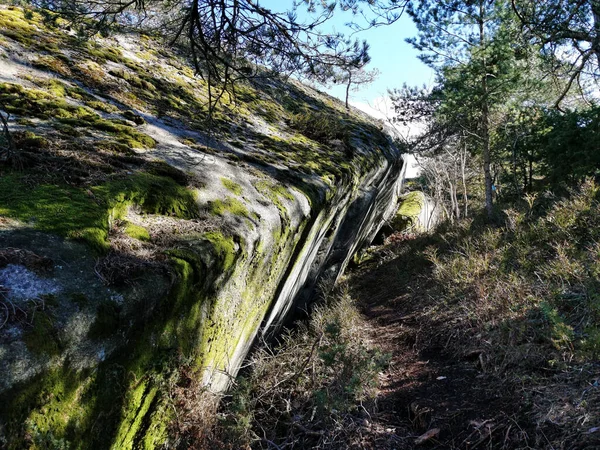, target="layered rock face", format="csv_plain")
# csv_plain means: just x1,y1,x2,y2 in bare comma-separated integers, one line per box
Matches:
0,6,404,448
